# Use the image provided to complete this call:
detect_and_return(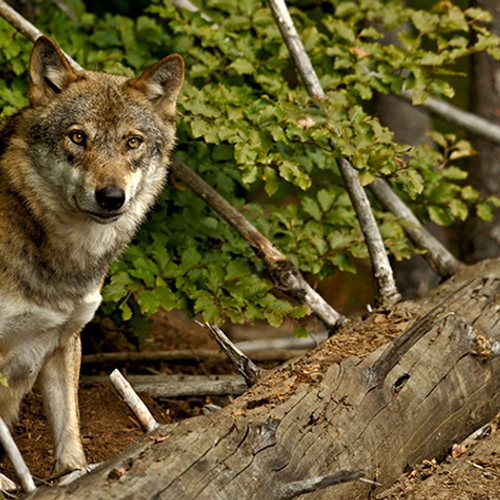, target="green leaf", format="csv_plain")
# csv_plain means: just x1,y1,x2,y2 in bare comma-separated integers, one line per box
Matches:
477,202,494,221
293,326,309,338
462,185,480,201
427,205,454,226
156,286,177,310
317,189,335,212
225,259,250,281
449,199,468,221
302,197,323,222
119,301,133,321
137,290,161,316
329,253,357,273
407,169,424,194
180,247,201,272
442,166,468,180
229,58,255,75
